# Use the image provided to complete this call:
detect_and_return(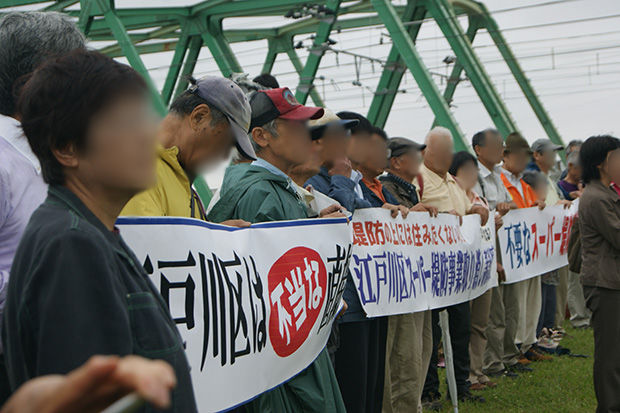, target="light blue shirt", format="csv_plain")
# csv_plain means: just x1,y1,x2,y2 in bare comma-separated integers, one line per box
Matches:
350,169,365,199
0,115,47,349
252,158,293,187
